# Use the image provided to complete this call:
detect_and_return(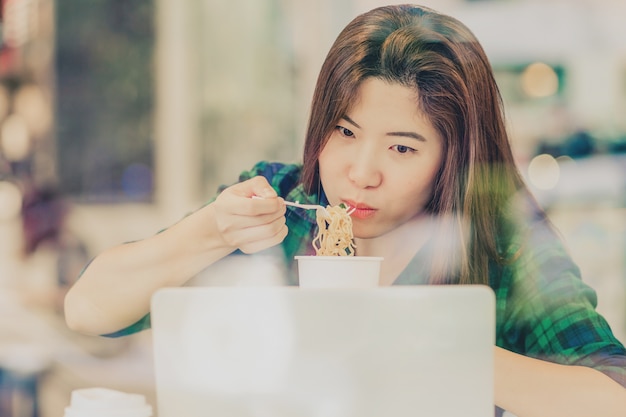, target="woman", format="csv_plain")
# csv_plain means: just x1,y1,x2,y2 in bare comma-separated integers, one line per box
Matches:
65,5,626,416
